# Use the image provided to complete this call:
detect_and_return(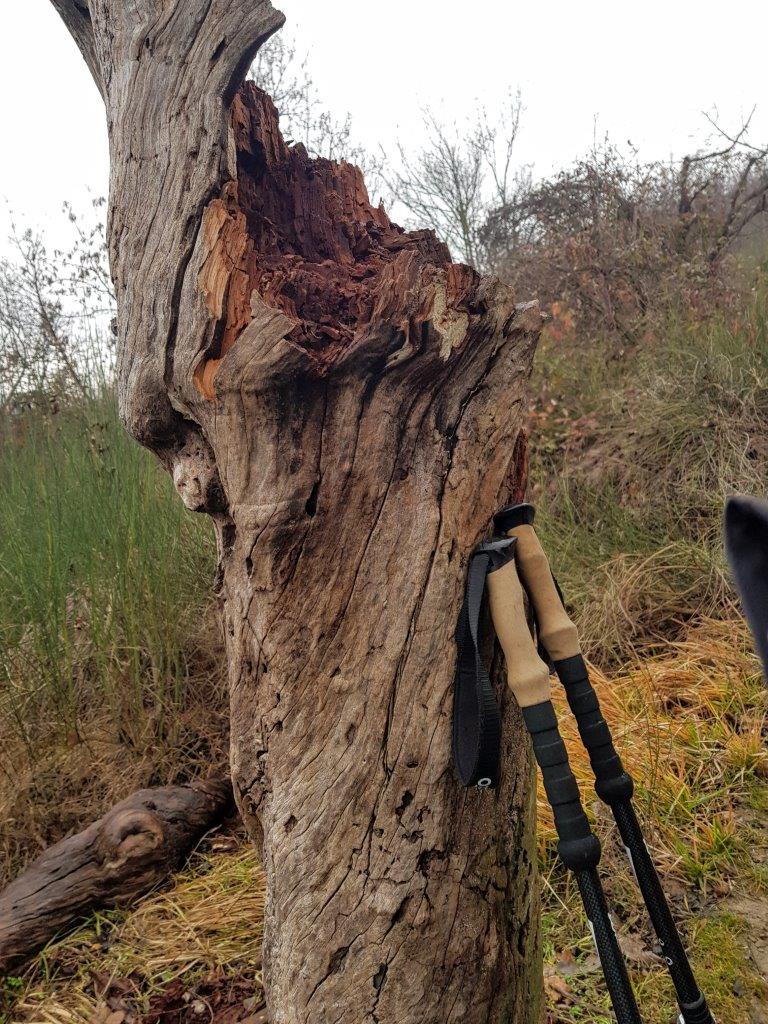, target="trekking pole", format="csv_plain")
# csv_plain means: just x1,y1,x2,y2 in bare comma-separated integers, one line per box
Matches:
481,540,644,1024
493,504,715,1024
